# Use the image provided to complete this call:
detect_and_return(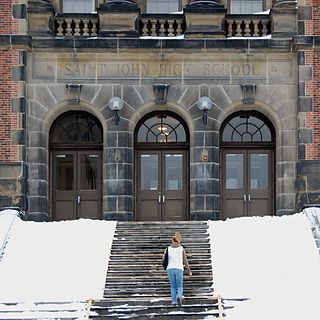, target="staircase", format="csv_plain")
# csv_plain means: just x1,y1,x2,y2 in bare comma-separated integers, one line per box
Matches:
90,221,223,319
